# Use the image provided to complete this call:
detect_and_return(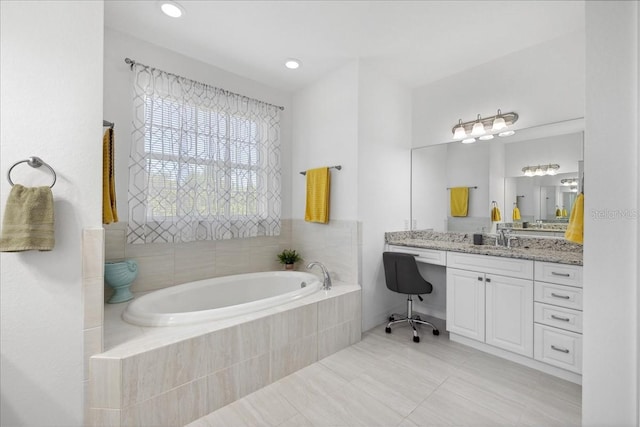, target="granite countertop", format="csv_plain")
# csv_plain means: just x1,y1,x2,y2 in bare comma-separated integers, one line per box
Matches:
386,238,583,266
